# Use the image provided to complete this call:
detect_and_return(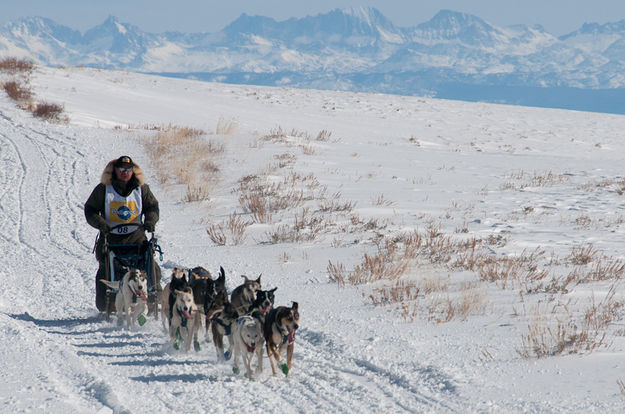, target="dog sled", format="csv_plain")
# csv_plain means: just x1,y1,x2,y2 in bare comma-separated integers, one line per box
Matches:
101,223,163,322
